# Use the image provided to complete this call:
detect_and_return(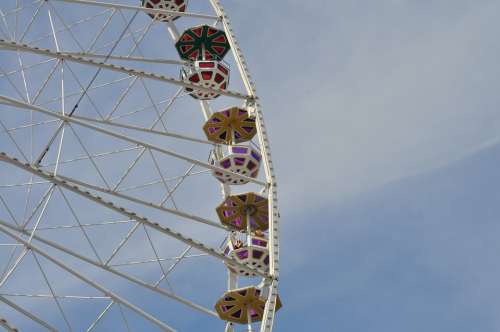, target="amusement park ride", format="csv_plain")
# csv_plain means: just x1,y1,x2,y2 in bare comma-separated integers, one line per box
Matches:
0,0,281,331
